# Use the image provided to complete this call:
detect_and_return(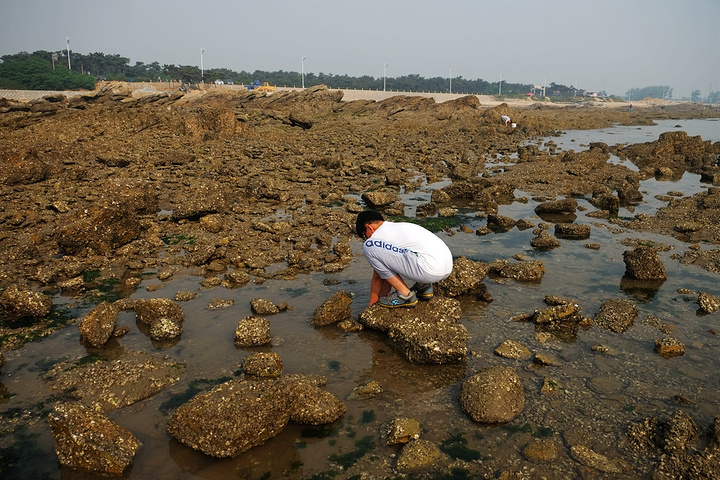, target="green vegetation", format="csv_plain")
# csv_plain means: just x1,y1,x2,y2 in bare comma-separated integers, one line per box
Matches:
0,55,95,90
501,422,554,438
388,214,461,232
300,423,339,439
66,353,107,371
360,410,376,424
161,233,196,245
439,432,482,461
328,435,376,469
